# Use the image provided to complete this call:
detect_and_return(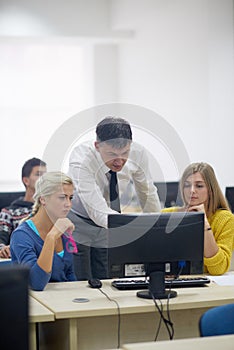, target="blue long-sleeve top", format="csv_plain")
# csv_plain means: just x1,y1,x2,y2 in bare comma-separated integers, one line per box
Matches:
10,221,77,291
